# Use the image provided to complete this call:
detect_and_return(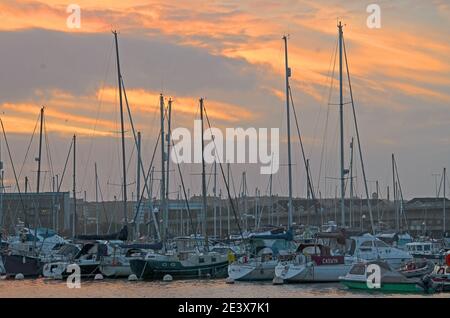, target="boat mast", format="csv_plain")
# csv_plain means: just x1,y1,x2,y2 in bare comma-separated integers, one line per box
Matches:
34,106,44,250
342,25,375,234
444,167,446,235
136,131,141,214
213,160,217,238
95,162,99,235
338,22,346,228
392,153,398,232
282,35,293,230
134,131,141,239
159,94,167,241
166,99,172,212
200,98,209,249
36,107,44,194
227,162,231,237
113,30,128,225
349,138,354,228
72,134,76,239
